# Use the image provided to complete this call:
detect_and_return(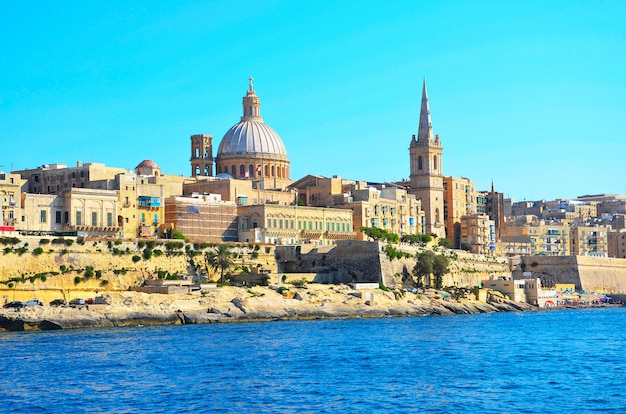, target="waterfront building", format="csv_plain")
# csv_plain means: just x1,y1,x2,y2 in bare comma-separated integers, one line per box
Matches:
443,176,478,247
500,220,571,256
407,79,445,238
460,213,495,255
164,194,238,243
570,225,609,257
0,171,25,229
13,162,126,194
238,204,354,245
288,175,422,240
